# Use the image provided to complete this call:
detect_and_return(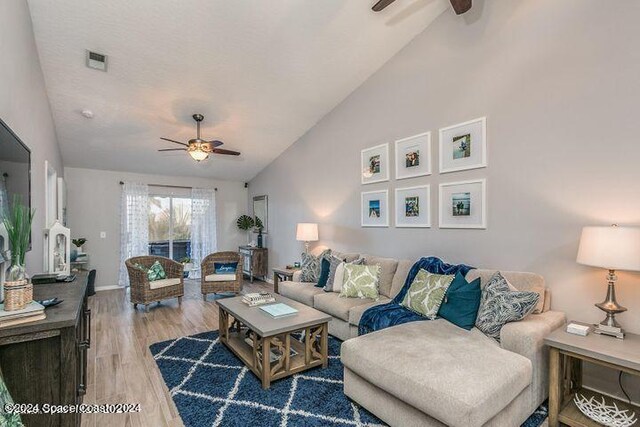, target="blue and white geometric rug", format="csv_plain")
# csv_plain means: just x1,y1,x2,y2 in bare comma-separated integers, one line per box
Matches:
150,331,548,427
